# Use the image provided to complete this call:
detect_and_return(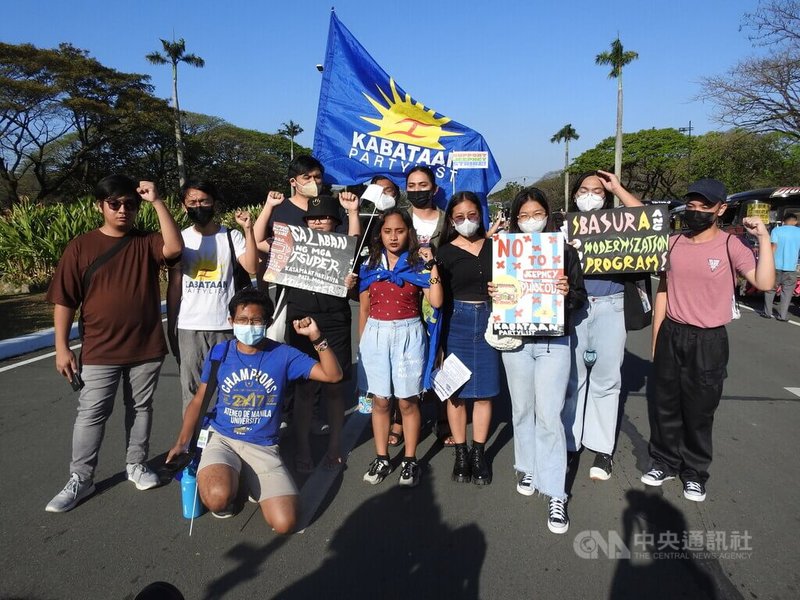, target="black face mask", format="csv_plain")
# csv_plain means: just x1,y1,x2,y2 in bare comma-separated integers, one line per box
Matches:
683,209,717,233
407,190,433,208
186,206,215,226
